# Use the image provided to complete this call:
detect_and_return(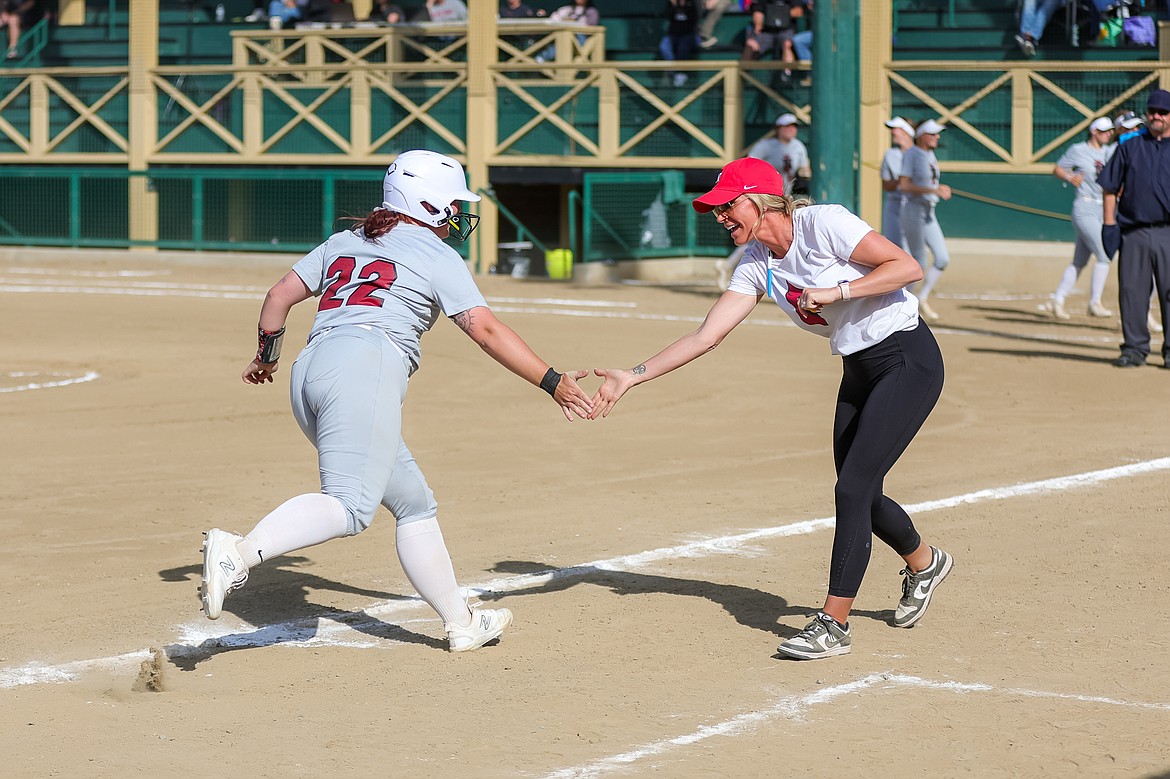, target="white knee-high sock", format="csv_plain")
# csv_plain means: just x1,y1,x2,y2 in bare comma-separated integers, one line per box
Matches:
236,493,349,569
918,265,944,302
396,517,472,627
1054,264,1080,303
1089,263,1110,305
